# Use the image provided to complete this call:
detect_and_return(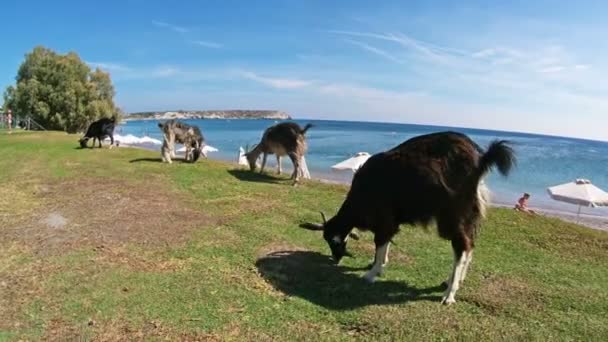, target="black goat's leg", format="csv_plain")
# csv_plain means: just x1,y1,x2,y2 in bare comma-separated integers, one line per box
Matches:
459,250,473,285
442,233,472,305
363,234,392,282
